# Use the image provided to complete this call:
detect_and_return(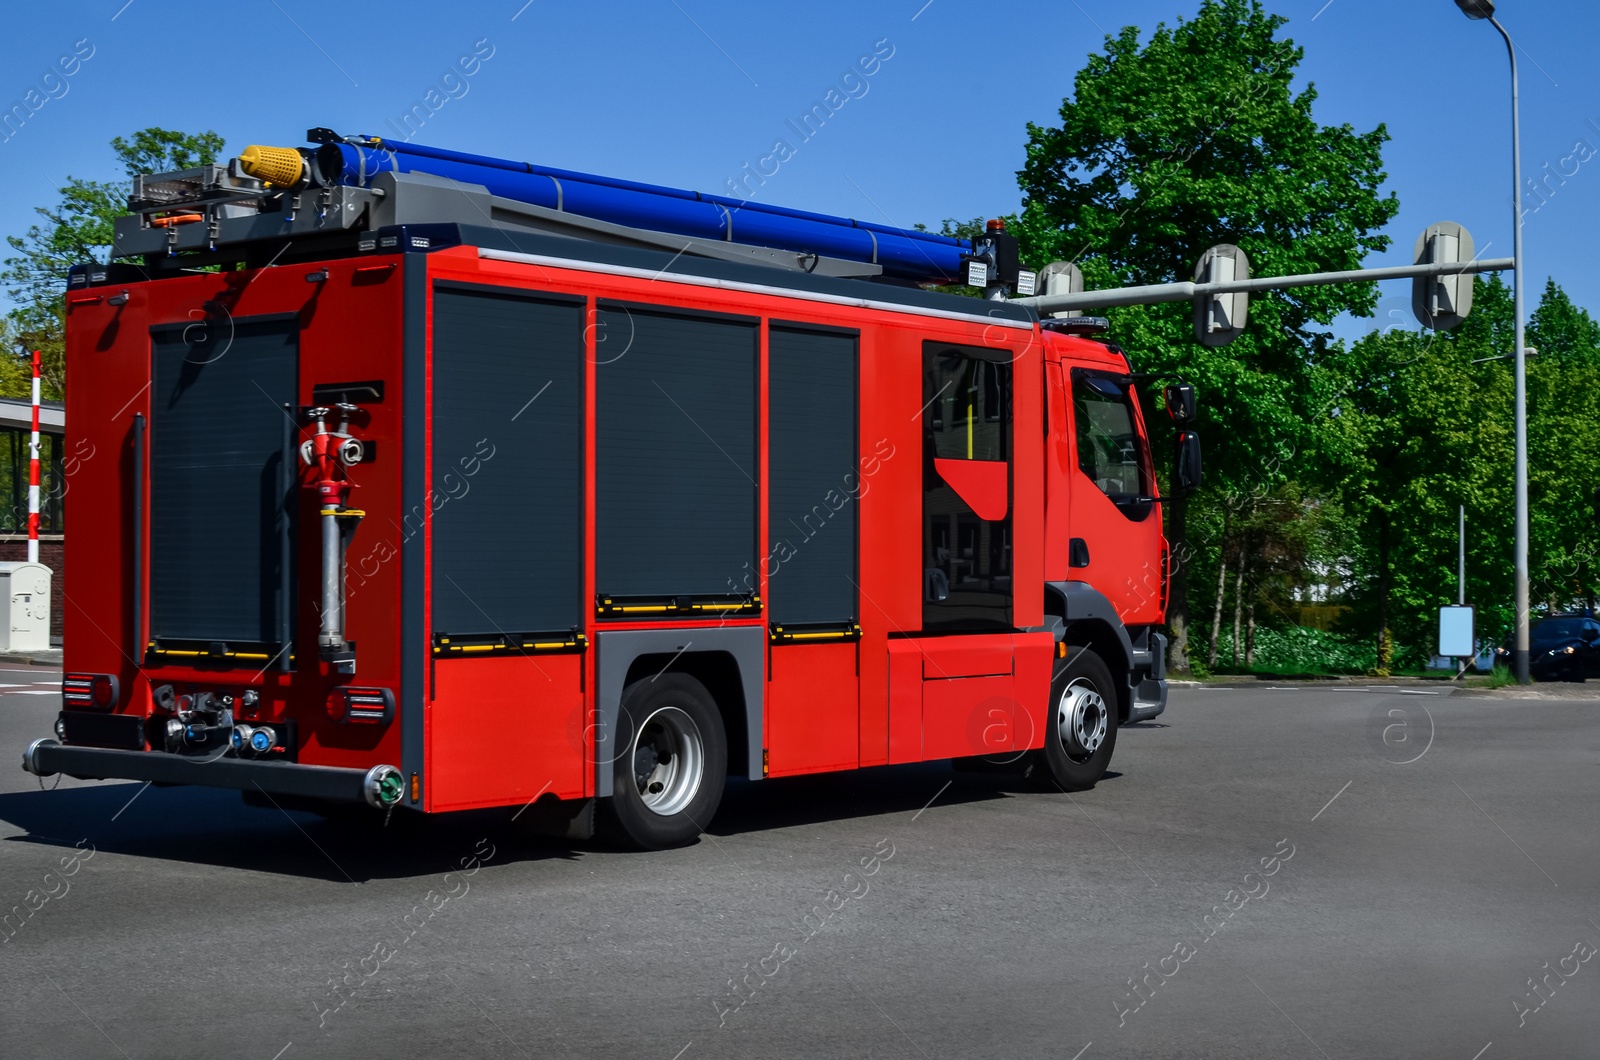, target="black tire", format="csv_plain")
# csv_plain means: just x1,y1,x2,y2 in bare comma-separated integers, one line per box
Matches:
1023,647,1119,792
602,673,727,850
